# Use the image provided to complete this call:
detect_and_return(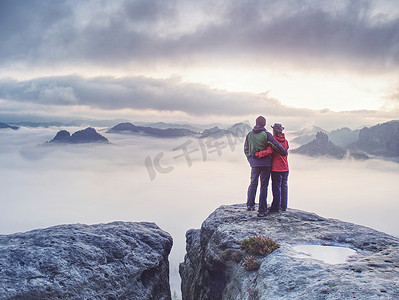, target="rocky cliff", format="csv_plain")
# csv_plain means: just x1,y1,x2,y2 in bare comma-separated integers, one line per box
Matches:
180,205,399,300
0,221,173,300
